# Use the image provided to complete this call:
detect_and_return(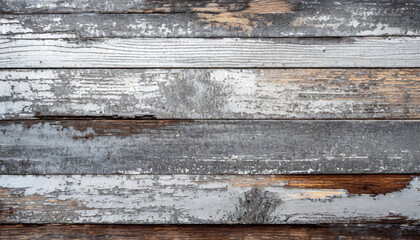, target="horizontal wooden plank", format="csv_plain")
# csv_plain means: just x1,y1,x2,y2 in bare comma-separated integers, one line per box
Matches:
1,37,420,68
3,0,420,15
1,175,419,224
1,69,419,120
1,0,419,37
1,224,419,239
2,4,420,38
0,120,418,174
